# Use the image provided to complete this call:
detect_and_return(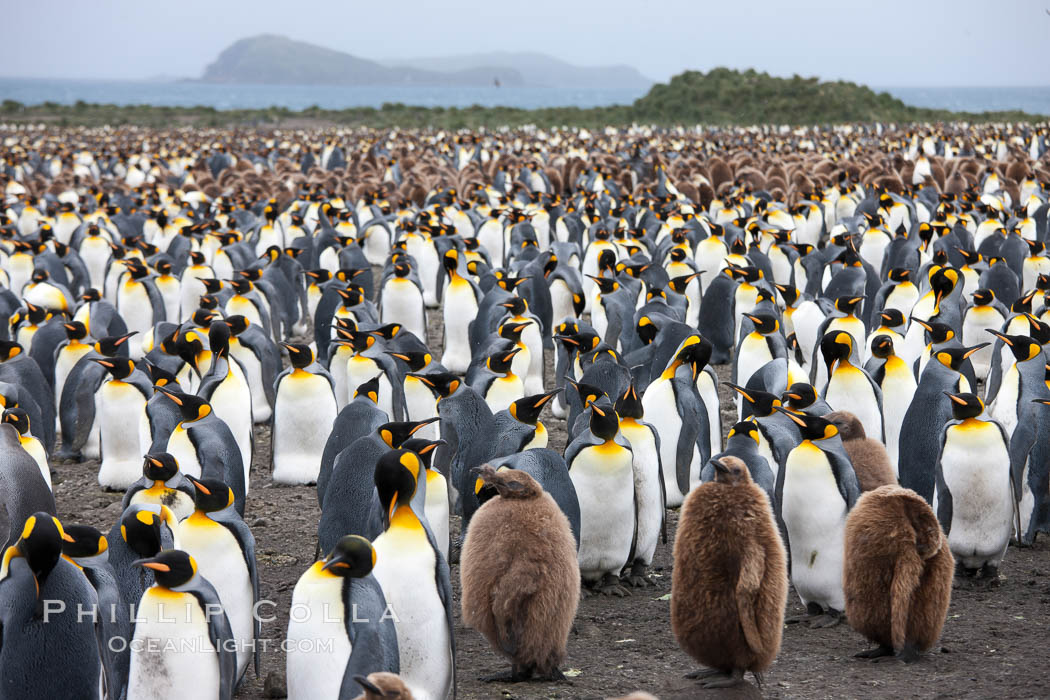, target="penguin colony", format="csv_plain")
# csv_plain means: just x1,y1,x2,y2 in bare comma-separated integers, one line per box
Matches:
0,121,1048,698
